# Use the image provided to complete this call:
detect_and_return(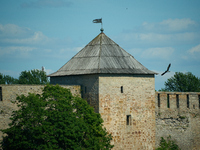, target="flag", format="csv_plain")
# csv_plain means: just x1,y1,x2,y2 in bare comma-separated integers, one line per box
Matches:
93,18,102,23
